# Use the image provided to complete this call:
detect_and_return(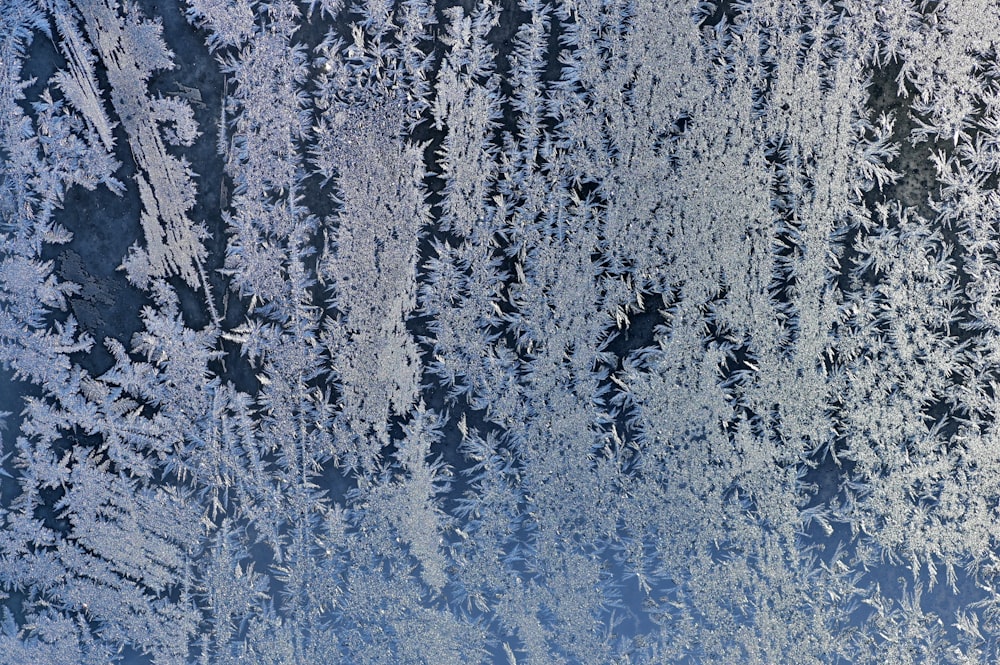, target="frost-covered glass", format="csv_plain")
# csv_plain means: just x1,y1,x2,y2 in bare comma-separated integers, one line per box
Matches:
2,0,999,663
